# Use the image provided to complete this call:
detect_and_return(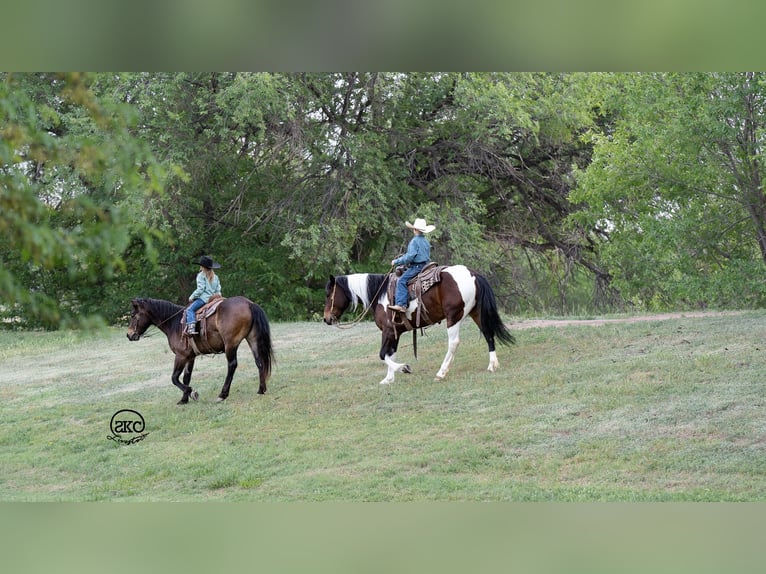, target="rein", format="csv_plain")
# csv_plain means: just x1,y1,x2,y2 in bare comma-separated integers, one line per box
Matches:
130,302,184,340
155,307,185,329
140,302,184,333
